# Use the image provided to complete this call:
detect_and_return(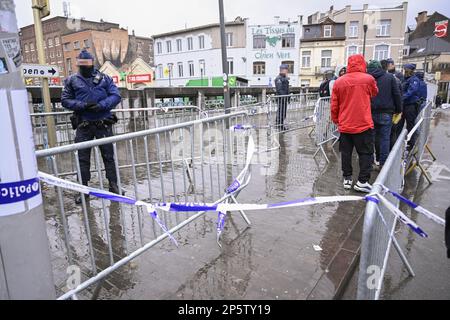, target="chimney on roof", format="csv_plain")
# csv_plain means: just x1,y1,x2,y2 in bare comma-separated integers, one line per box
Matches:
329,6,334,14
132,29,135,36
416,11,428,25
274,16,280,25
363,4,369,10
